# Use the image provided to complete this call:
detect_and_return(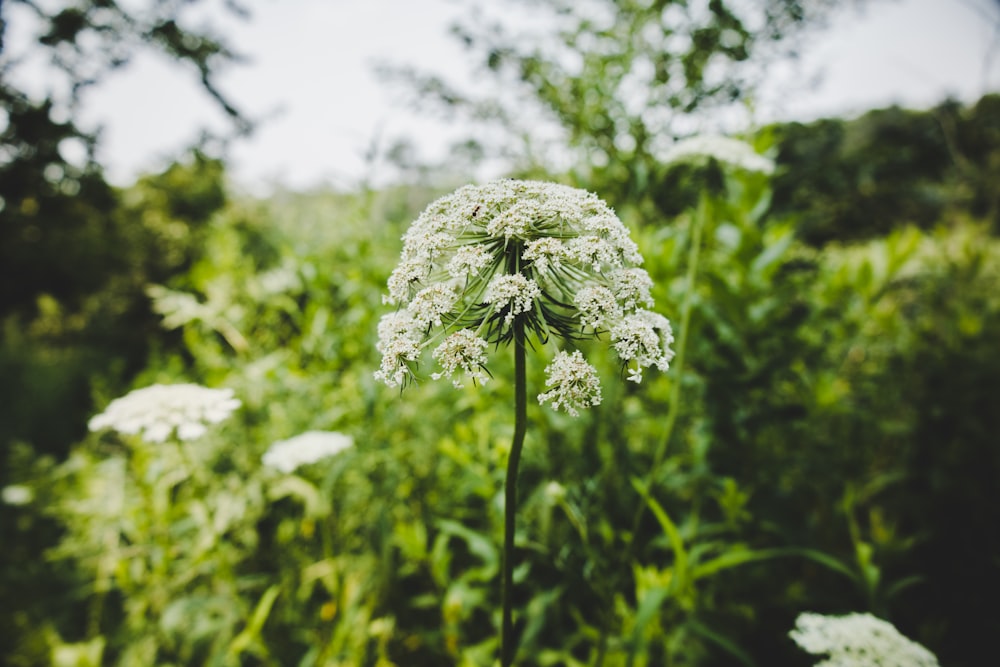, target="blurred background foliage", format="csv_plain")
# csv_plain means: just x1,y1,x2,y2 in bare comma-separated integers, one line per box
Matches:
2,0,998,666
